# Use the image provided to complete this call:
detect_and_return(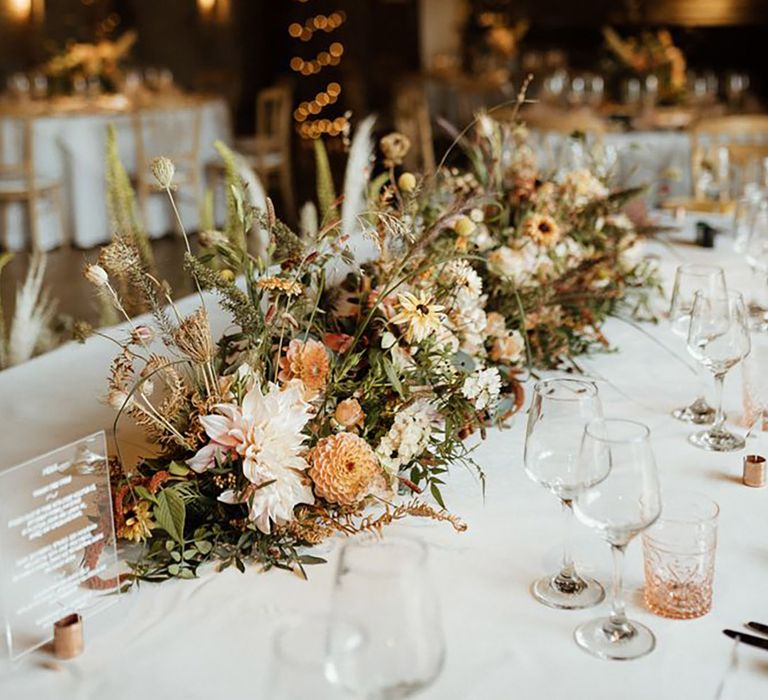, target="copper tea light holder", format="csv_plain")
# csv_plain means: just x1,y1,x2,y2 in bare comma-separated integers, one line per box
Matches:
53,613,83,659
743,454,766,488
